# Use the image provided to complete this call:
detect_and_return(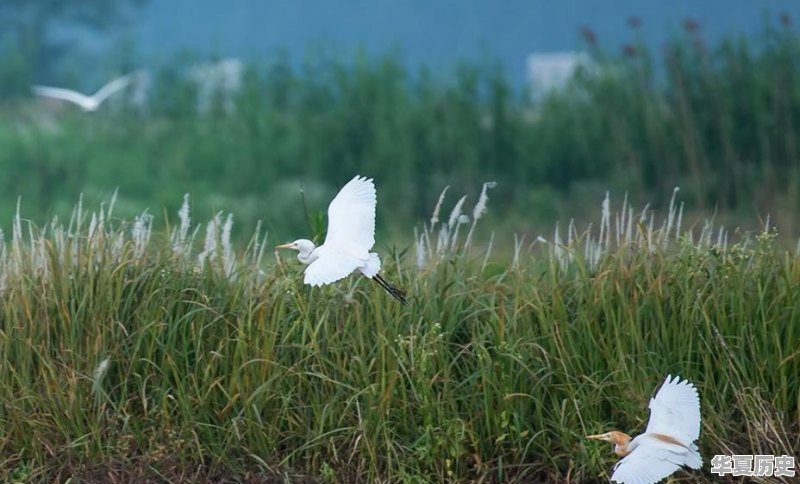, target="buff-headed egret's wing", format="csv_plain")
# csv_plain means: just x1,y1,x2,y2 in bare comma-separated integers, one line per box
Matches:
610,437,686,484
32,86,92,108
323,175,376,258
303,248,361,287
644,375,701,445
92,74,134,104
